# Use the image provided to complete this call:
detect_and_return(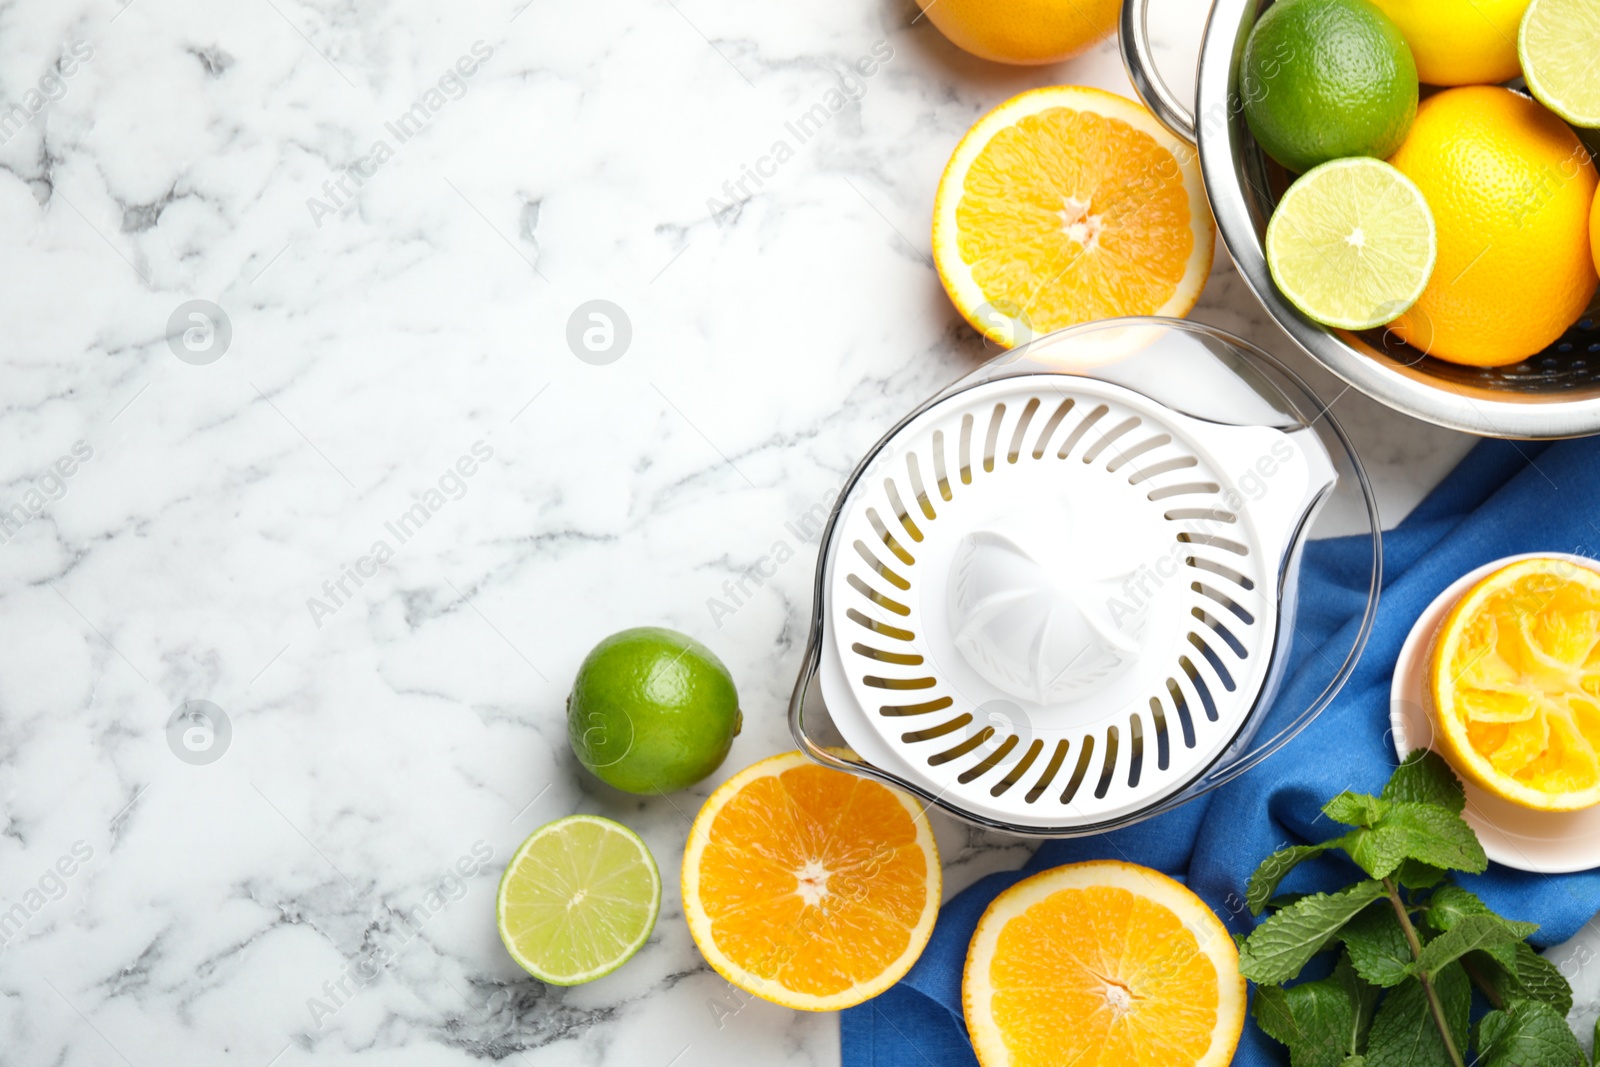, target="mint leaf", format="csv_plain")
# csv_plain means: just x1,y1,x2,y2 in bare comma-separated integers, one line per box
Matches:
1381,751,1465,814
1253,956,1377,1067
1394,860,1447,891
1364,978,1451,1067
1333,954,1380,1056
1240,881,1387,985
1364,964,1469,1067
1478,1007,1510,1047
1325,792,1390,828
1423,885,1491,933
1510,944,1571,1014
1255,983,1352,1067
1342,903,1413,988
1477,999,1587,1067
1381,803,1488,875
1412,913,1538,980
1331,800,1485,883
1468,943,1574,1016
1336,824,1412,879
1248,844,1330,916
1254,985,1303,1053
